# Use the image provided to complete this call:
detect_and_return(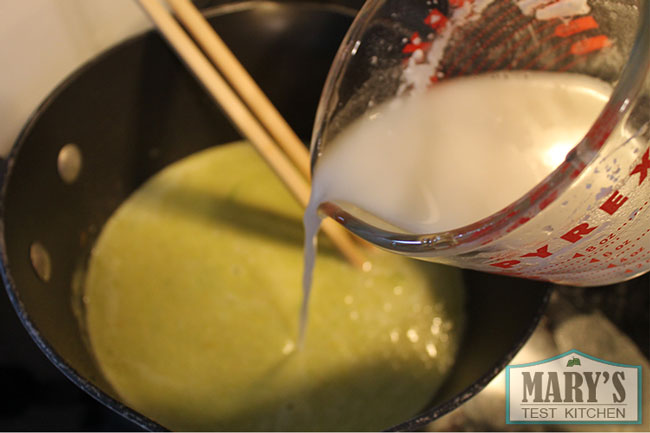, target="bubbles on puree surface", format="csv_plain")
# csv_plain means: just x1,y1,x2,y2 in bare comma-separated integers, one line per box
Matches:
84,142,466,431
